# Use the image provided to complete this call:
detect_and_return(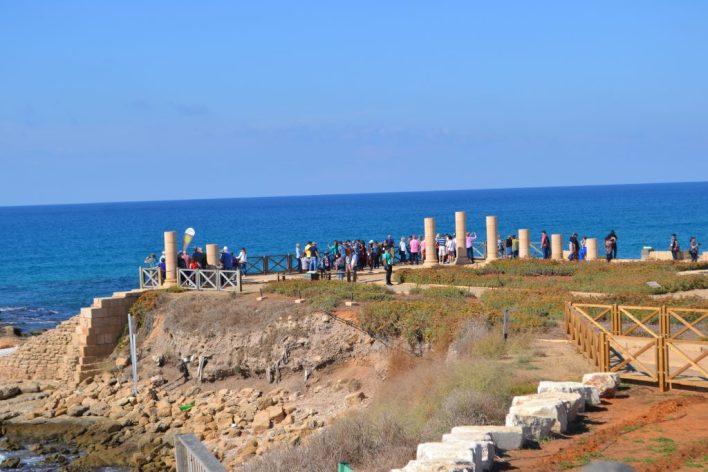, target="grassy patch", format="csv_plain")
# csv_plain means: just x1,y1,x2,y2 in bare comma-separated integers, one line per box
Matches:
396,260,708,295
264,279,393,312
621,424,641,433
